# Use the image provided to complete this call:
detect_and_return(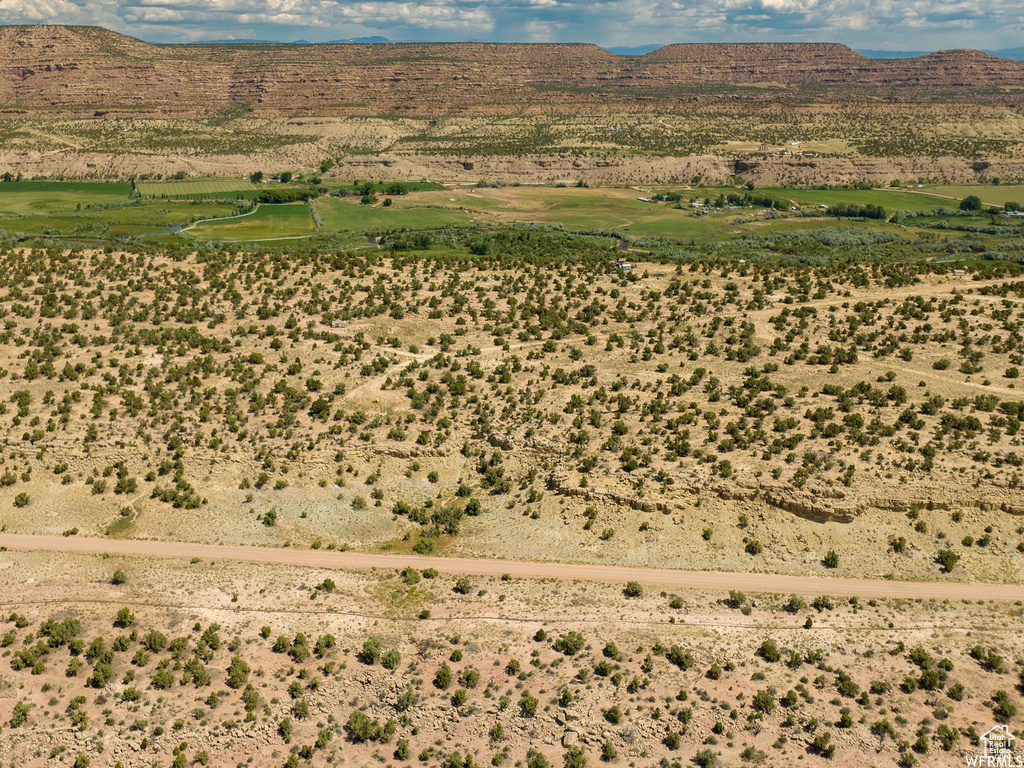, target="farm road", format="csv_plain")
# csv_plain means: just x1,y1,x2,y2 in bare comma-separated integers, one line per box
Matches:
1,534,1021,601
